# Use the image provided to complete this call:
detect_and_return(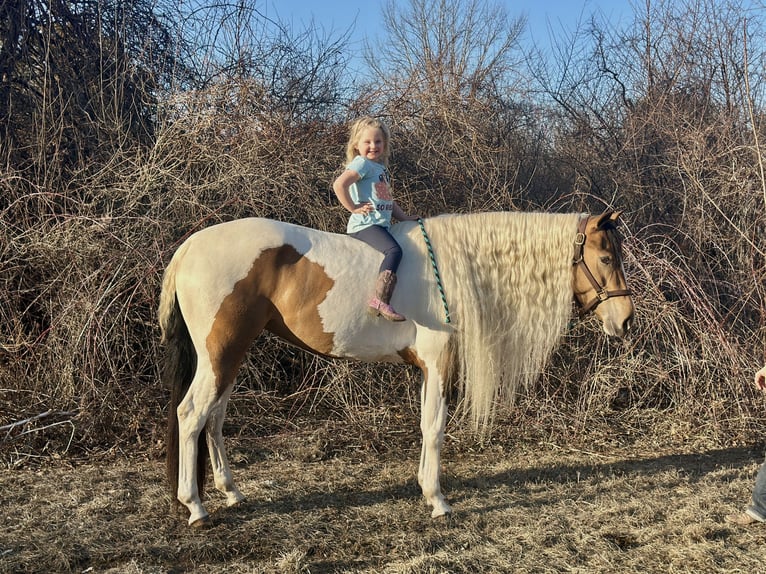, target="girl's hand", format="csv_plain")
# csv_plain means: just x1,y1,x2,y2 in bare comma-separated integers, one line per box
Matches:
353,202,374,215
756,366,766,392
